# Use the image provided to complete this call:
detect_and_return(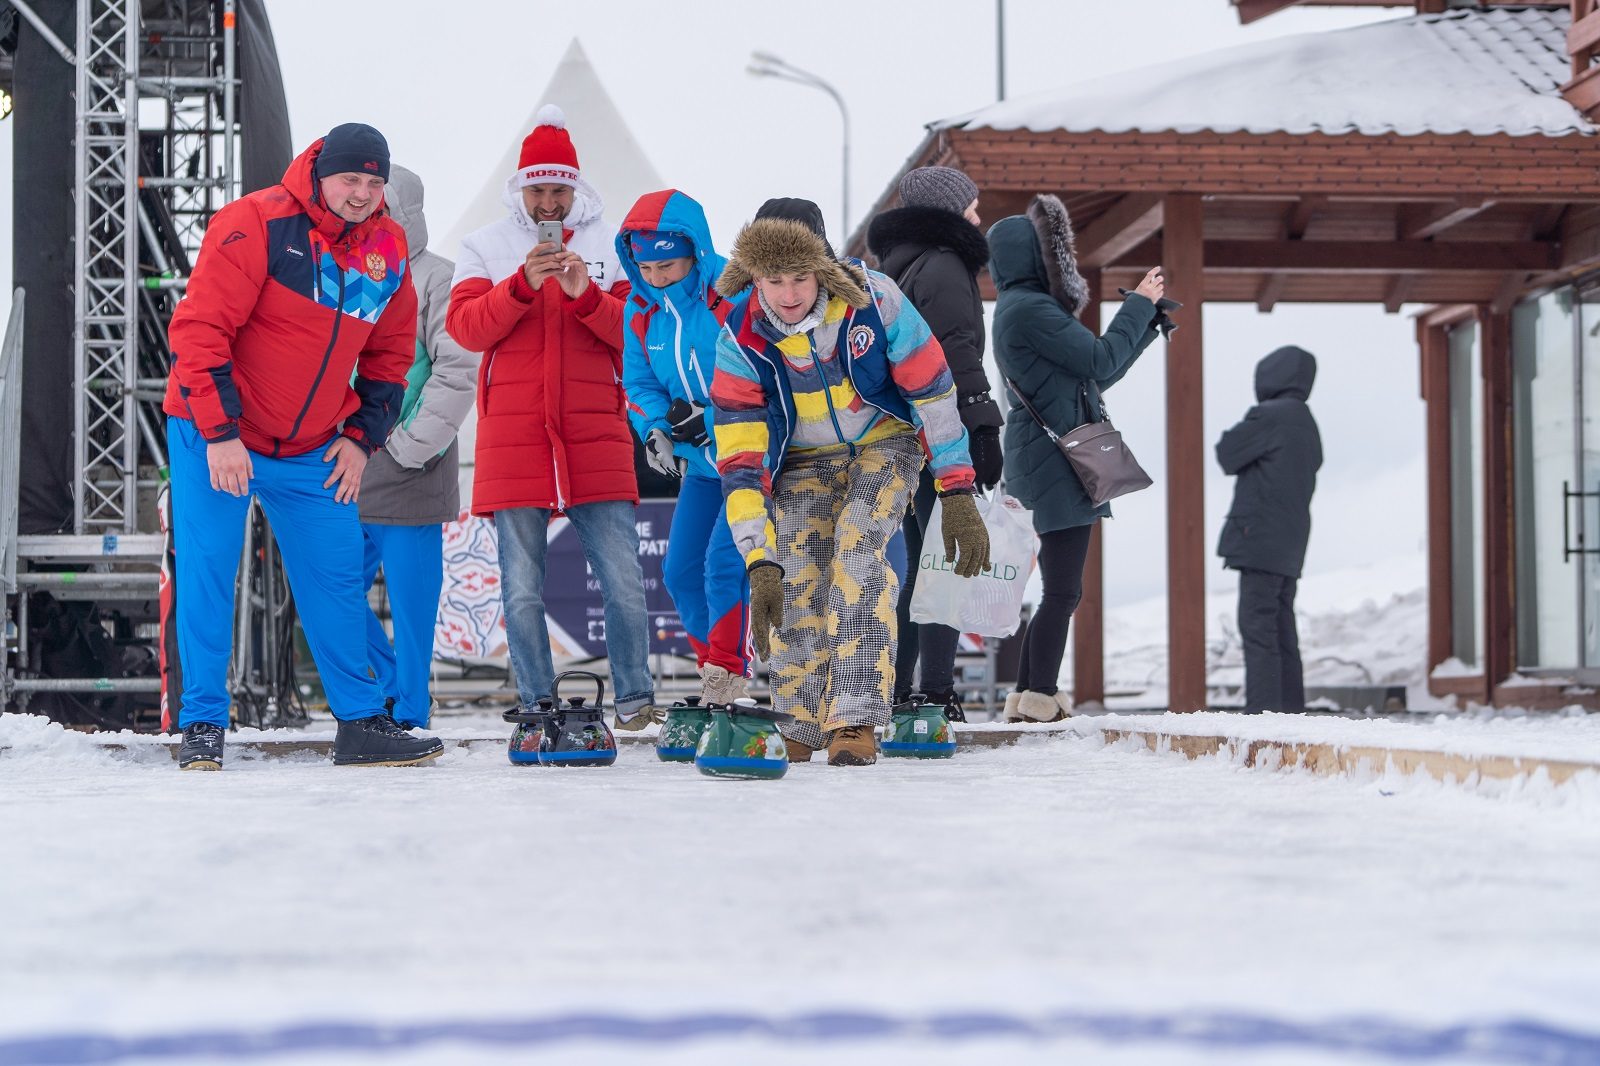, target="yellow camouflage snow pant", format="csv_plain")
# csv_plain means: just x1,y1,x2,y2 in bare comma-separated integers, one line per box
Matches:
769,432,921,748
